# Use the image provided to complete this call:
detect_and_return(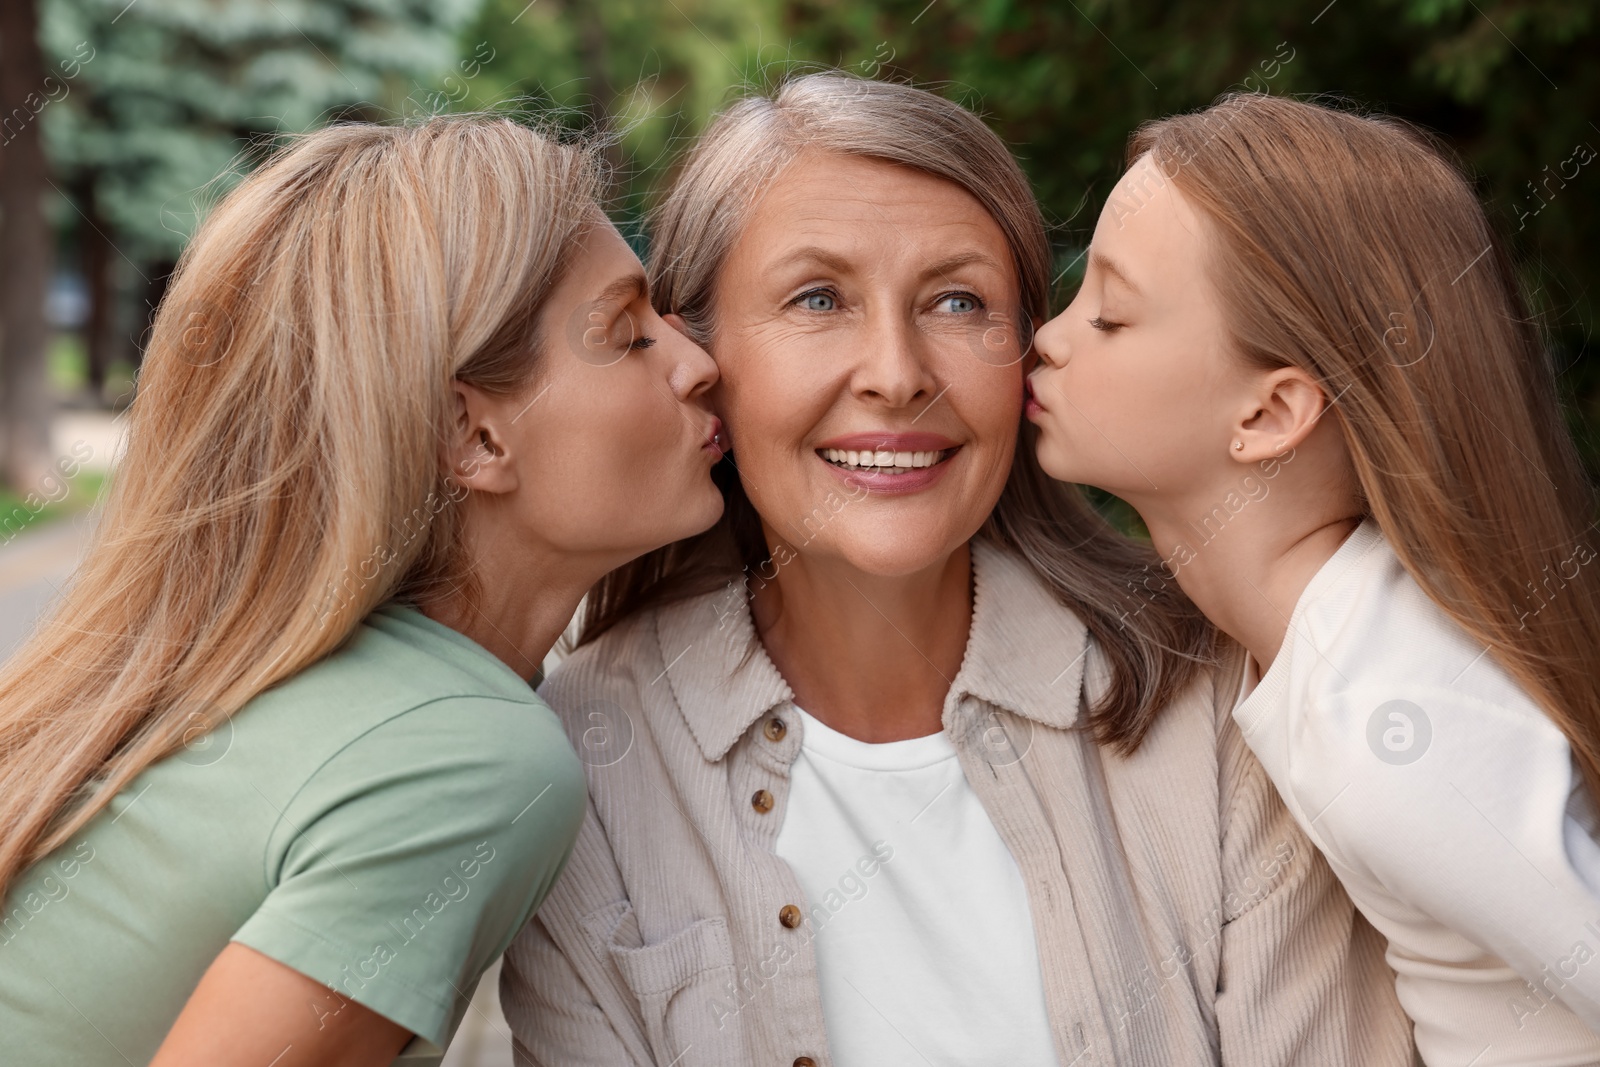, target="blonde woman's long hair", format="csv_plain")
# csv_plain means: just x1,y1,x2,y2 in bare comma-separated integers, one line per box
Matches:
582,72,1216,749
1132,94,1600,797
0,116,601,902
